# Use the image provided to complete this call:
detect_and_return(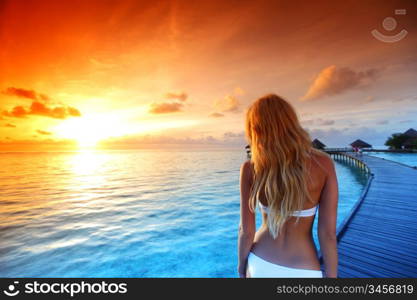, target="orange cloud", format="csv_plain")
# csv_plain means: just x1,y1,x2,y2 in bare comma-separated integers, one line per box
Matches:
165,92,188,102
301,65,380,101
0,138,77,151
36,129,52,135
149,102,183,114
234,87,245,95
2,87,50,101
364,96,375,103
2,101,81,119
4,123,16,128
214,95,239,113
2,106,27,118
1,87,80,120
209,112,224,118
